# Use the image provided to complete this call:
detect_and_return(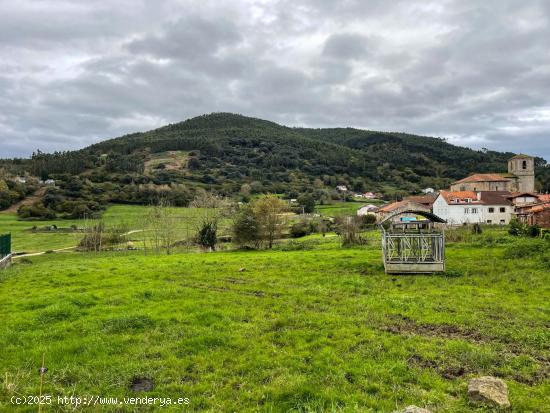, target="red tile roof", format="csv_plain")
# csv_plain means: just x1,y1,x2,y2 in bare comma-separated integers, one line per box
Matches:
439,191,511,205
453,173,511,184
403,194,437,207
538,194,550,202
377,200,429,213
378,200,408,213
439,191,480,204
531,203,550,213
